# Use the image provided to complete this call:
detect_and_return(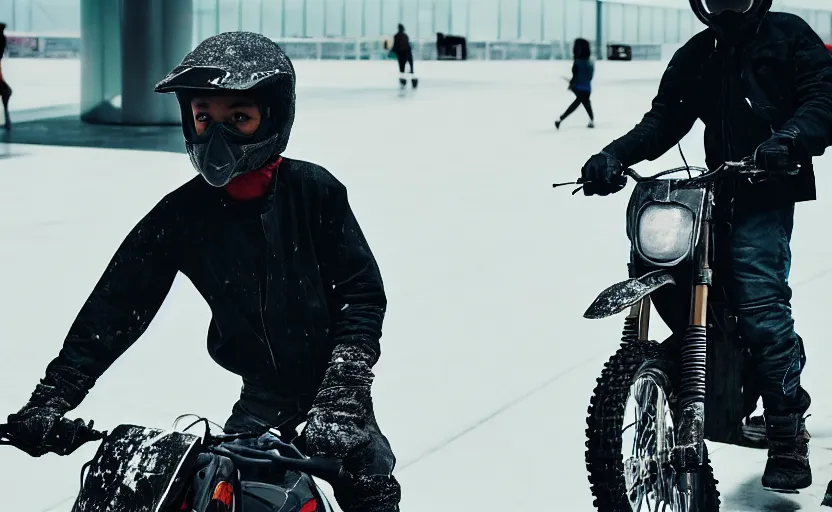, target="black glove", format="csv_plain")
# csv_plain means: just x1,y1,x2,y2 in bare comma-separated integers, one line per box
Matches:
754,133,801,176
3,398,91,457
305,344,400,512
3,369,92,457
580,151,628,196
305,345,375,461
